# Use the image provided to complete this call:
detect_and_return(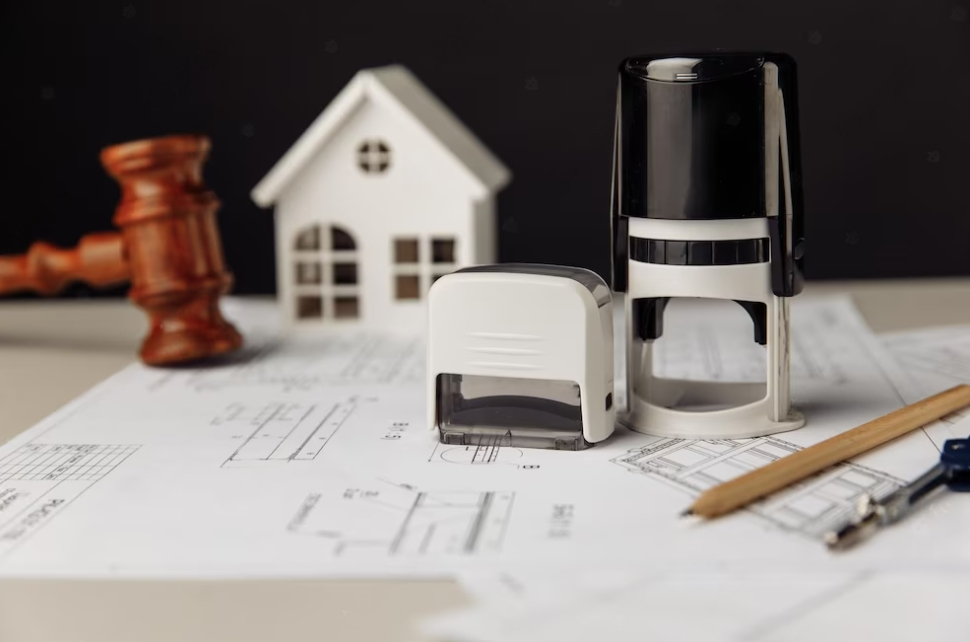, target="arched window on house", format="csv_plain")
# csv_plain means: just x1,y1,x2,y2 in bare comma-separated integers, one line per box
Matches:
293,224,360,320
